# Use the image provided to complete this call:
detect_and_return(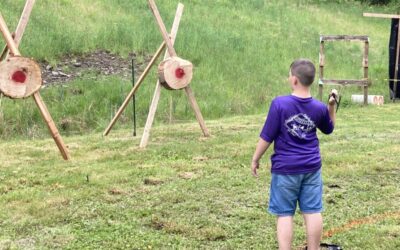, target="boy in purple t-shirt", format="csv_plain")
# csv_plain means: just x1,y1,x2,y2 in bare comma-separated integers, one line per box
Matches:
251,59,337,250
